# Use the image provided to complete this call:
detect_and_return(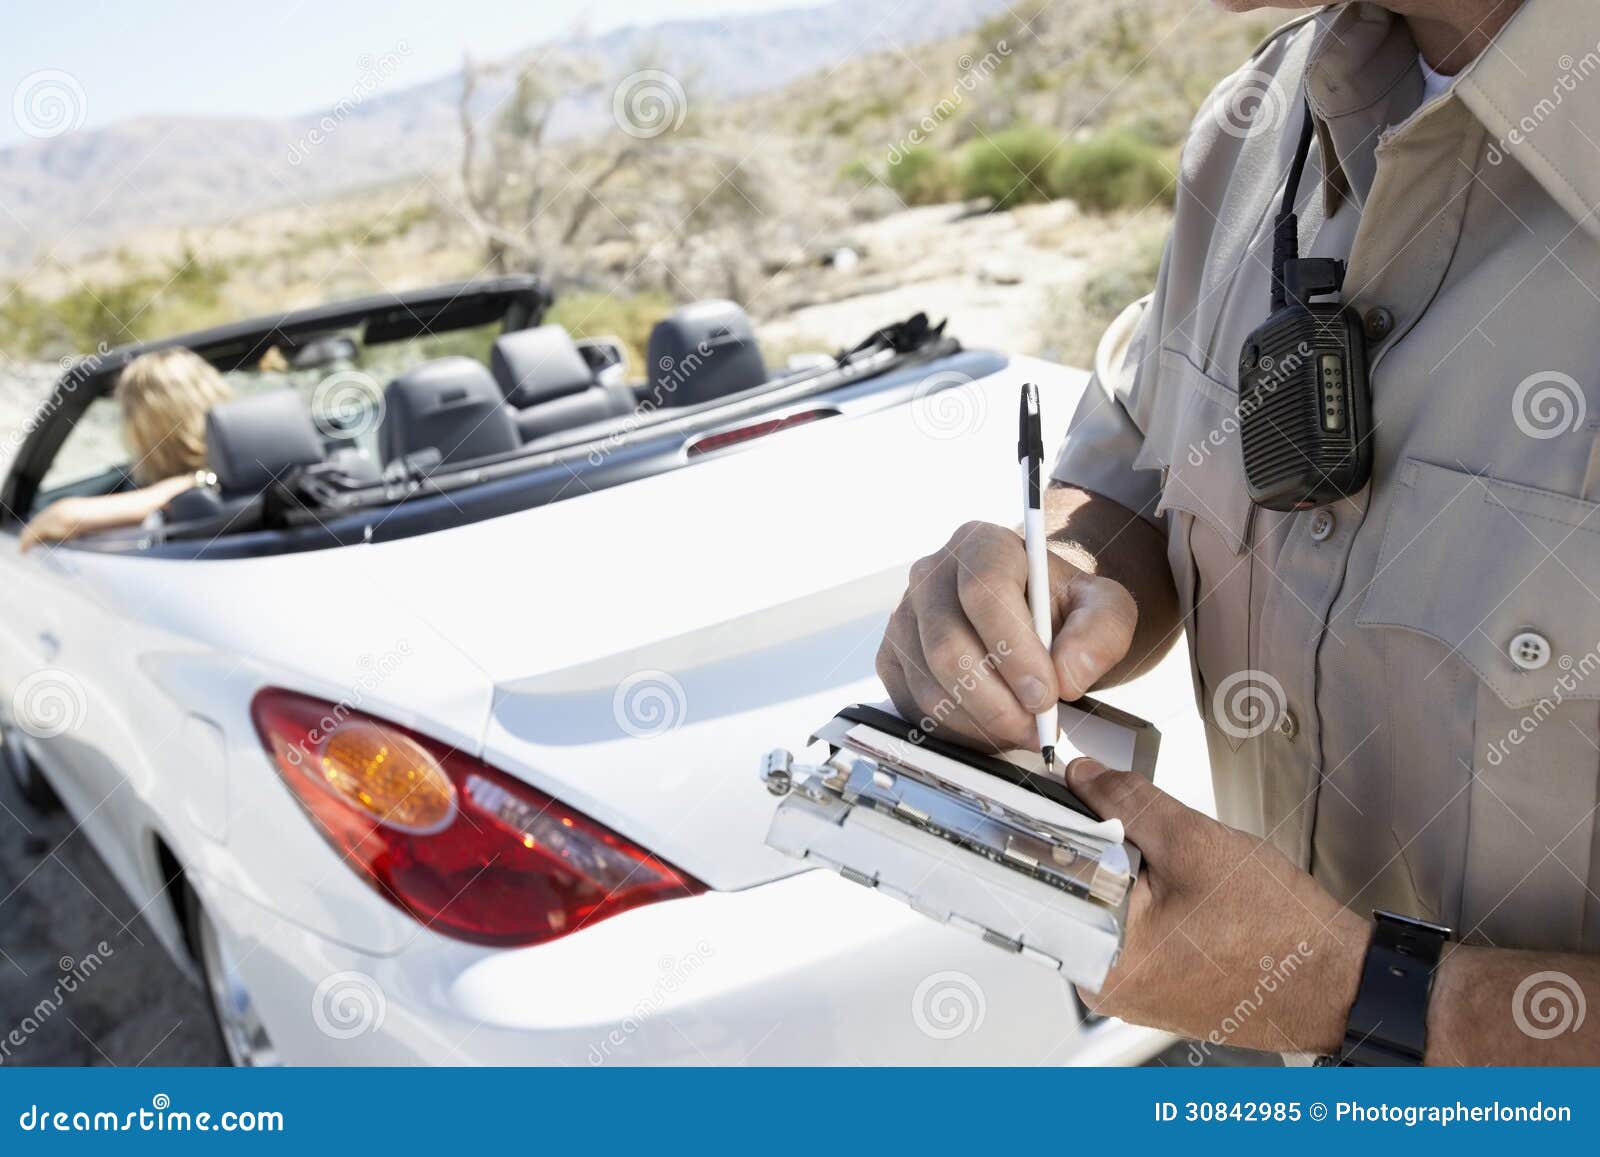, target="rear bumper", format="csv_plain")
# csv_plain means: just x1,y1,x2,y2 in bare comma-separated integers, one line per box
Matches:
202,870,1172,1066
